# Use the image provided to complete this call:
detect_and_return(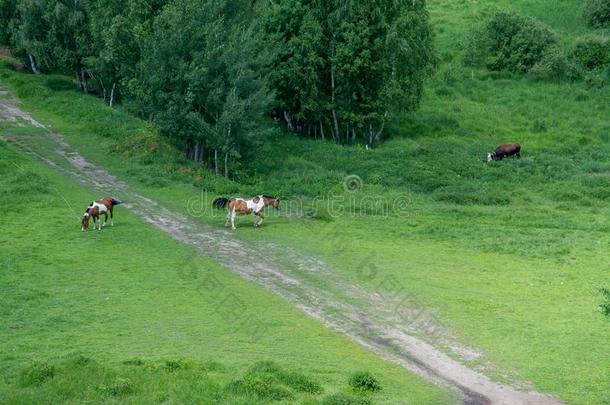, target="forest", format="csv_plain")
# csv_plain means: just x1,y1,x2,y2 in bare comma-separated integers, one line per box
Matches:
0,0,435,176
